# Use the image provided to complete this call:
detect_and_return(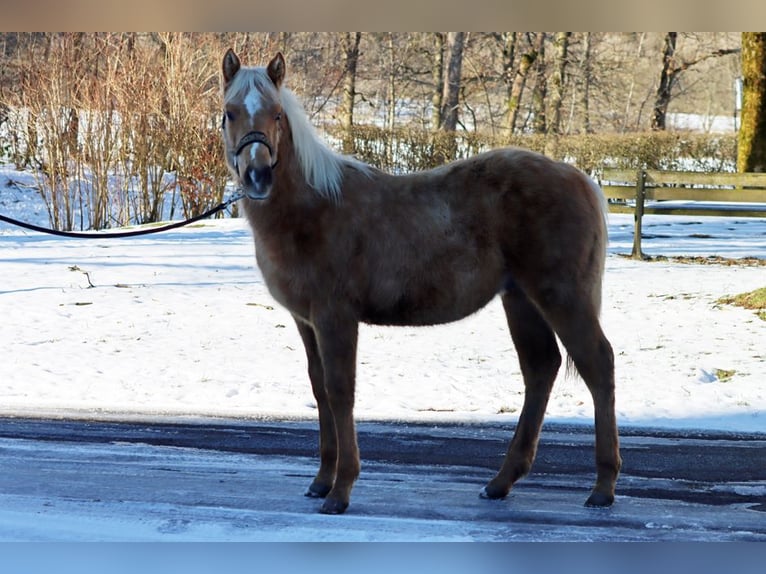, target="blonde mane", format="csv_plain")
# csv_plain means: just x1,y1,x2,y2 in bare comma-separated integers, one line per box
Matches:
225,66,369,203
